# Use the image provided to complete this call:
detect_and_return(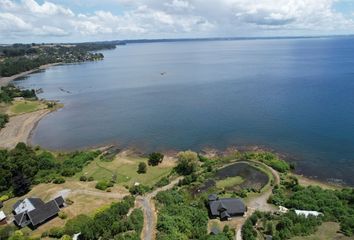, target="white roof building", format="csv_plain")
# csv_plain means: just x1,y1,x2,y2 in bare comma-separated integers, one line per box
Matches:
294,210,323,218
0,211,6,221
